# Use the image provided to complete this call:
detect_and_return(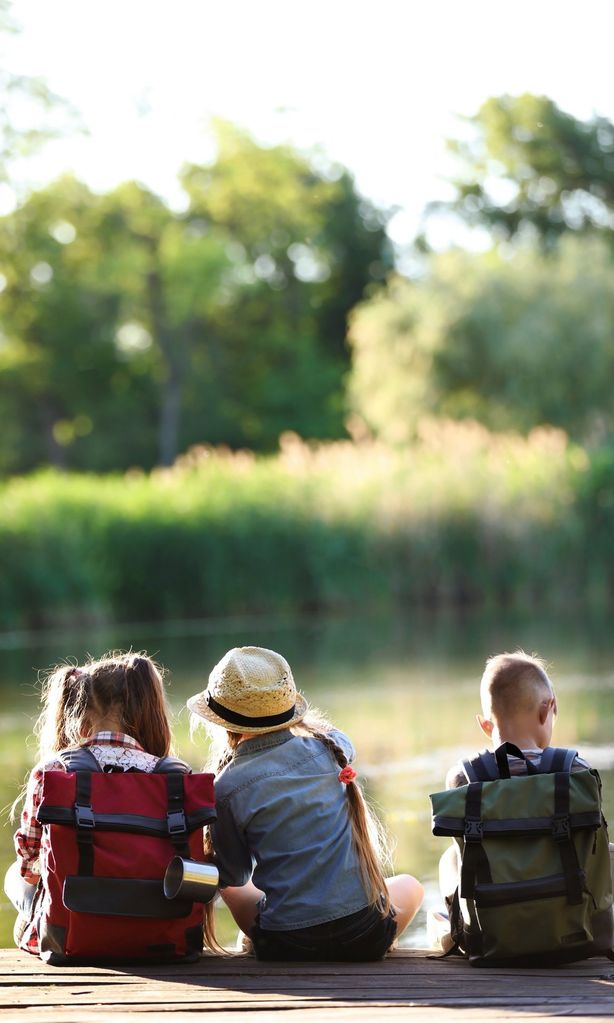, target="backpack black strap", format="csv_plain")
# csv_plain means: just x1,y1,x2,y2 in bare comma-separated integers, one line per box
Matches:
494,742,539,778
57,748,102,773
73,771,95,875
57,749,99,875
538,747,578,775
166,773,190,857
158,759,191,861
462,752,500,783
153,756,191,775
552,770,584,905
459,782,492,900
